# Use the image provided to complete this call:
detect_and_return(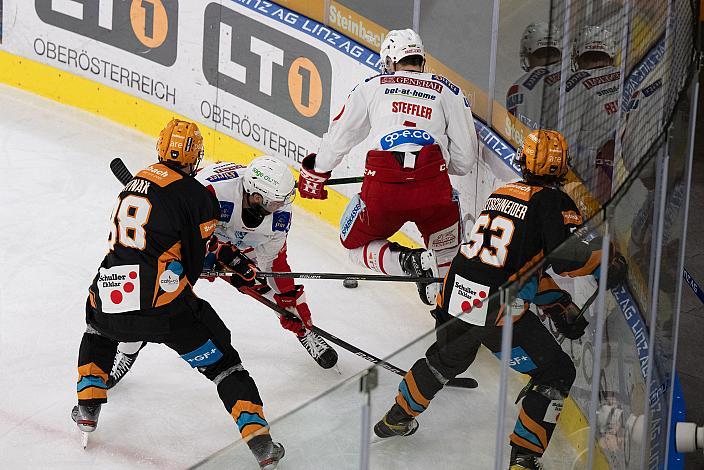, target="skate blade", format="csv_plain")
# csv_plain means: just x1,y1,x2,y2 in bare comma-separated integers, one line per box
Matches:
81,431,89,449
